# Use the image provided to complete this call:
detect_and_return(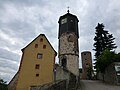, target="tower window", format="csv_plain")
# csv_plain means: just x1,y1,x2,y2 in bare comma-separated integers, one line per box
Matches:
36,74,39,77
86,63,89,67
35,44,38,48
61,18,67,24
86,63,88,65
37,53,42,59
35,64,40,69
43,45,46,49
61,58,67,68
84,53,86,55
70,19,73,22
40,38,43,42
